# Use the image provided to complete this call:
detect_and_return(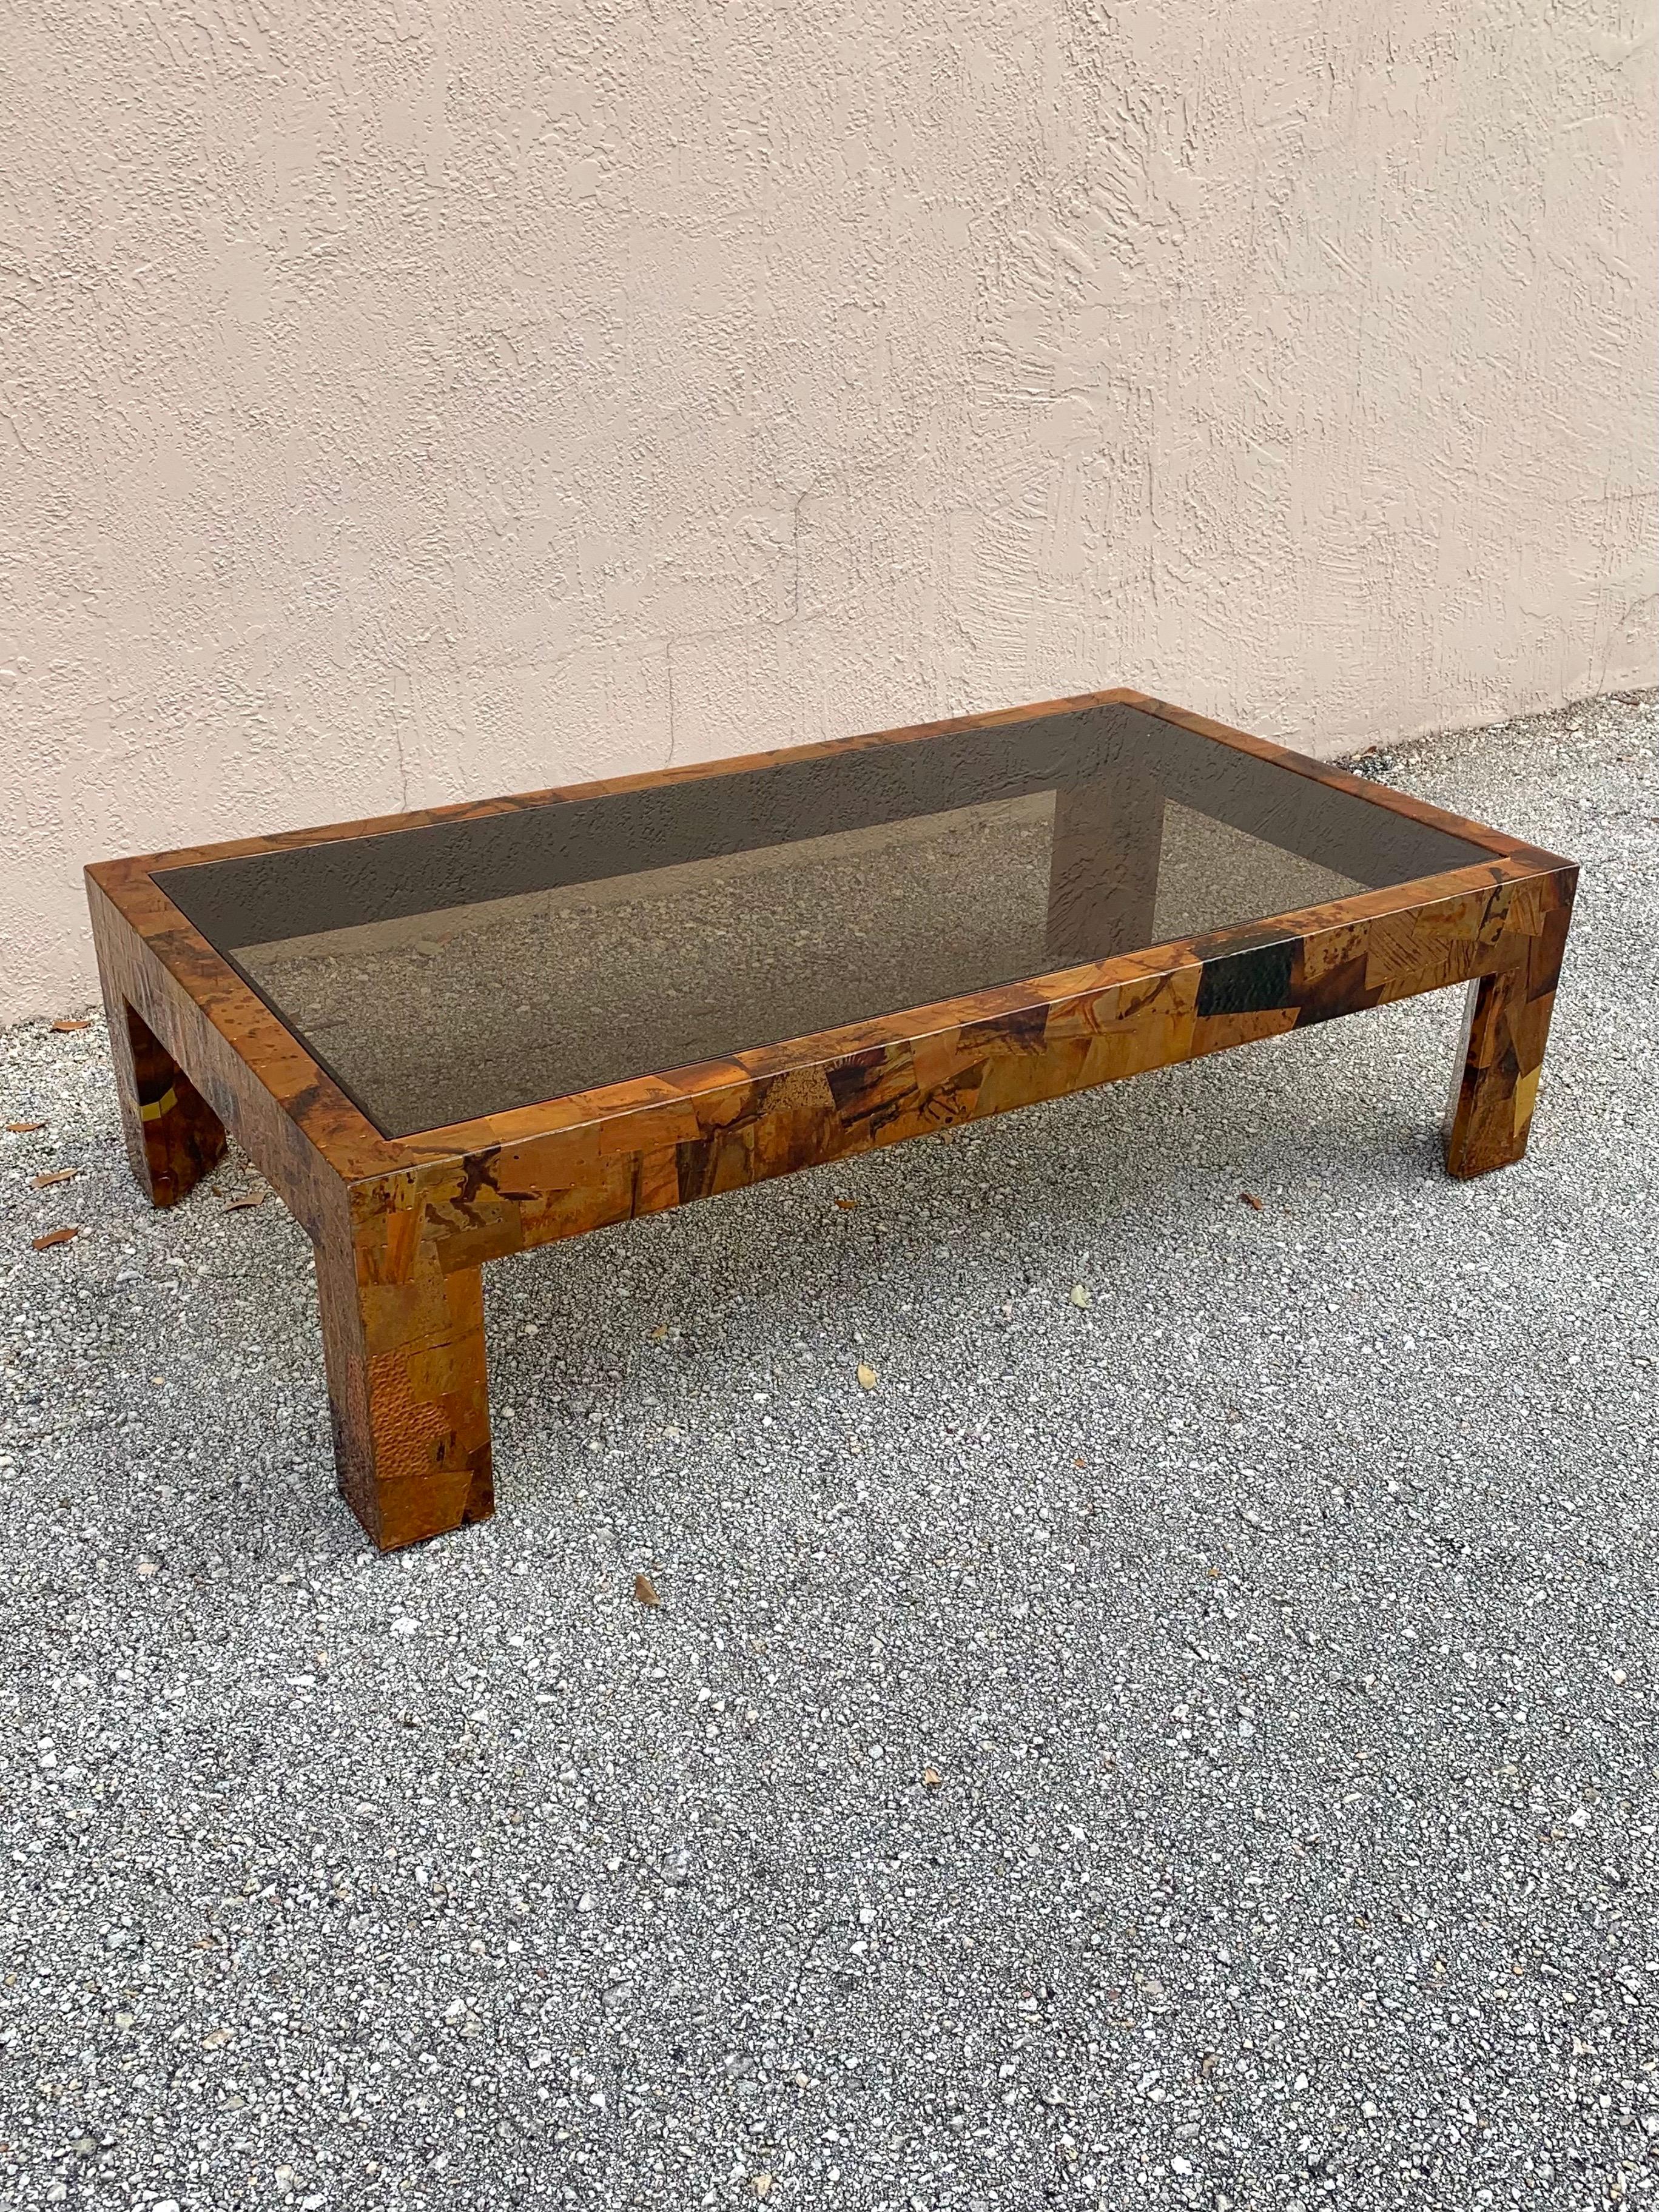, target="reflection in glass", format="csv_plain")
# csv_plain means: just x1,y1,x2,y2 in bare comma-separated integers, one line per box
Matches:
157,702,1485,1136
